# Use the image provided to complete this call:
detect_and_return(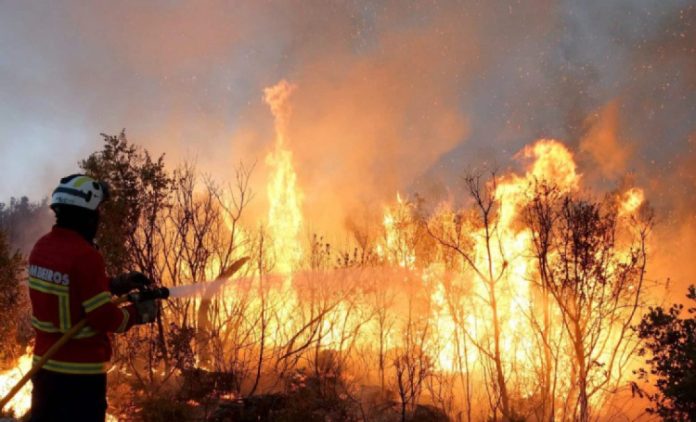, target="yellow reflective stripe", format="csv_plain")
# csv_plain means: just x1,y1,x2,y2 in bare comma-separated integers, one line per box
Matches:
83,292,112,313
72,176,92,188
59,295,70,331
28,277,69,294
116,308,130,333
31,317,60,333
31,316,98,338
29,277,71,332
74,325,98,339
33,356,108,374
